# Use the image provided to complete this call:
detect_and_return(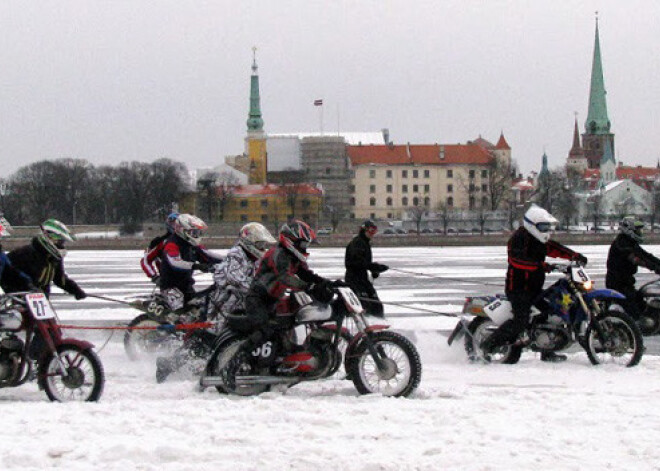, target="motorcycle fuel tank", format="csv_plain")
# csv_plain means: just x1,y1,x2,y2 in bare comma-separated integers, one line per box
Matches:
0,310,22,331
296,304,333,323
